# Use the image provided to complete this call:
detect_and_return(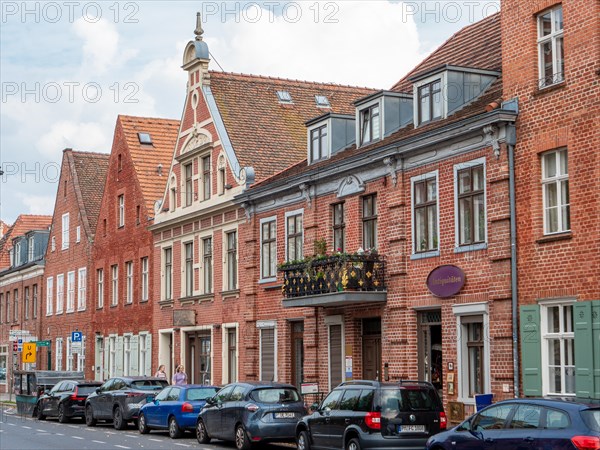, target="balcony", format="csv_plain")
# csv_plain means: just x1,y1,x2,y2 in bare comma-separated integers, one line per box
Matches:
279,254,387,308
